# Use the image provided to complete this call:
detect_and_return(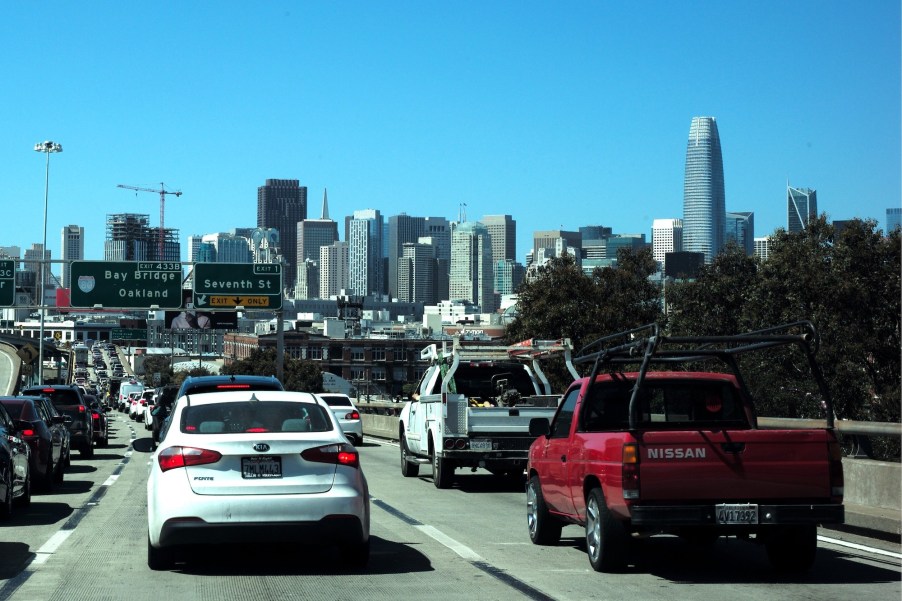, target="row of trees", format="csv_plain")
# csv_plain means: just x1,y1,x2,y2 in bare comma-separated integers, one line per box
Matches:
505,217,900,448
